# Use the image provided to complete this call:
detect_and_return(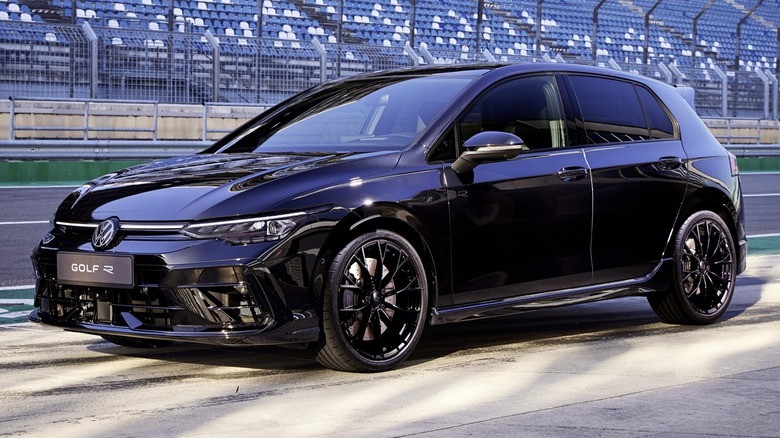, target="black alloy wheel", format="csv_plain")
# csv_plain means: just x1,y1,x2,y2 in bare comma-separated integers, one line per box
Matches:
649,211,736,324
316,230,428,372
